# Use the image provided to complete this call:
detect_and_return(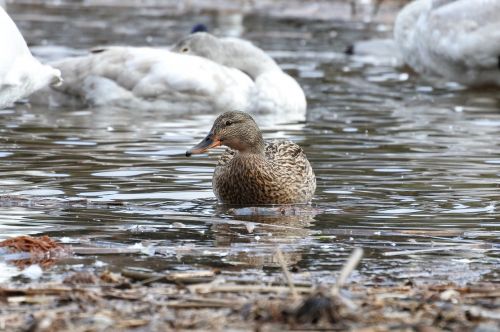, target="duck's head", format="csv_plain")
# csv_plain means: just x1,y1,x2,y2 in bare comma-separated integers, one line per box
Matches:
186,111,265,157
172,32,223,63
